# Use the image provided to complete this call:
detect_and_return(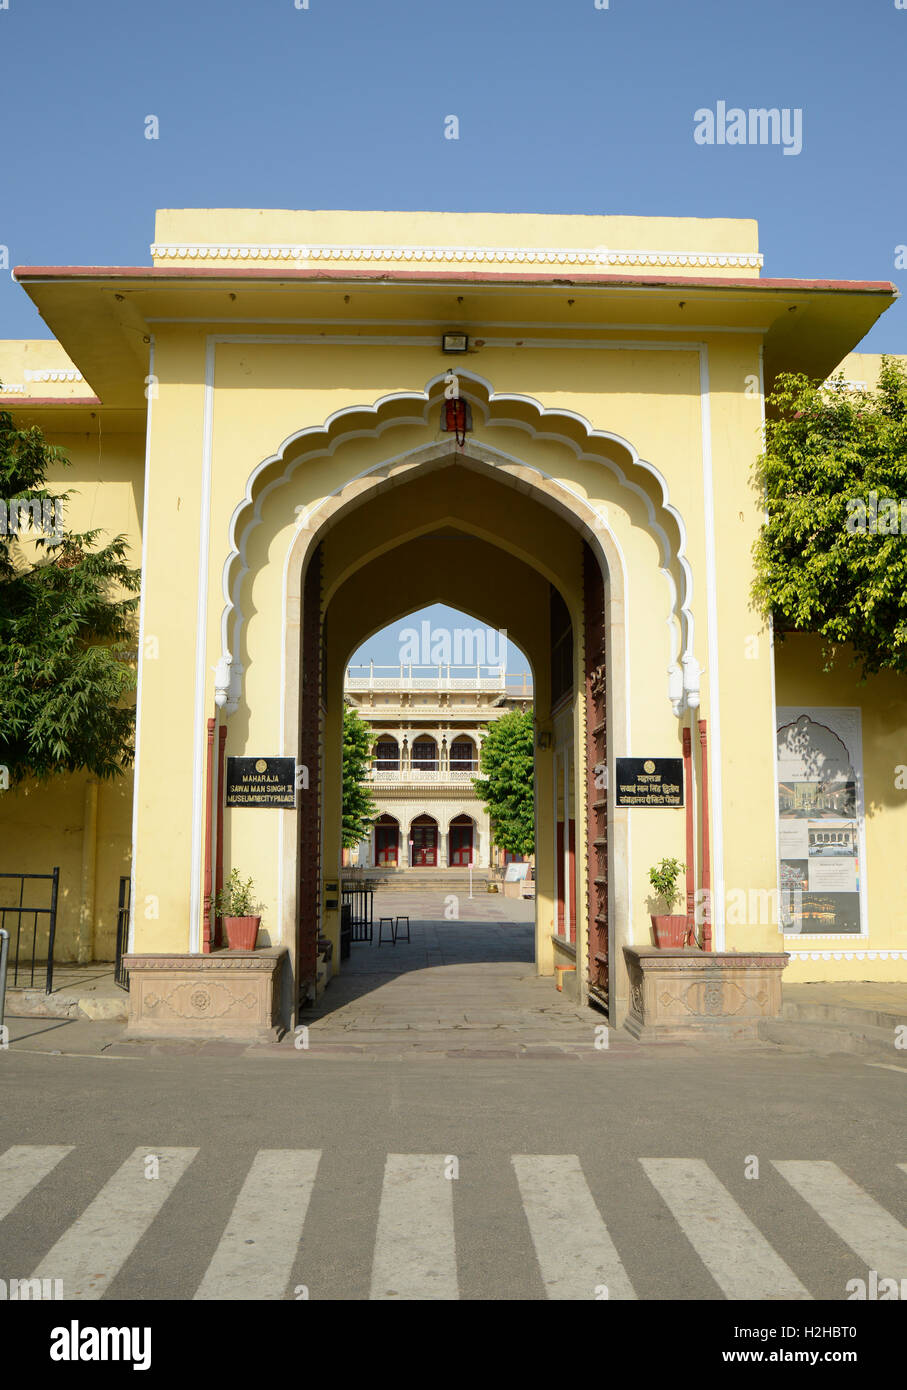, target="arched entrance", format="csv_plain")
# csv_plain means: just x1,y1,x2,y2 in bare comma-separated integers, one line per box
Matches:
409,814,439,867
286,452,627,1024
374,814,400,867
448,814,475,867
